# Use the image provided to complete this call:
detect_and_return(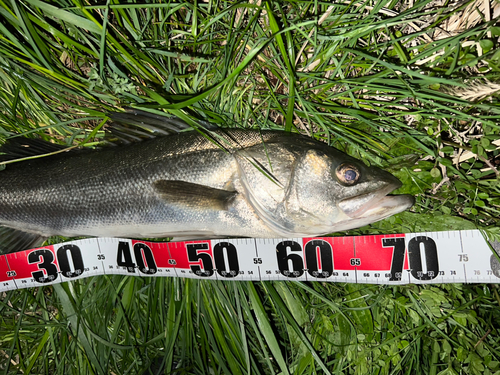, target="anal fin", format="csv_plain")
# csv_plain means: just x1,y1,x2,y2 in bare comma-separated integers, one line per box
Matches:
0,226,45,254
